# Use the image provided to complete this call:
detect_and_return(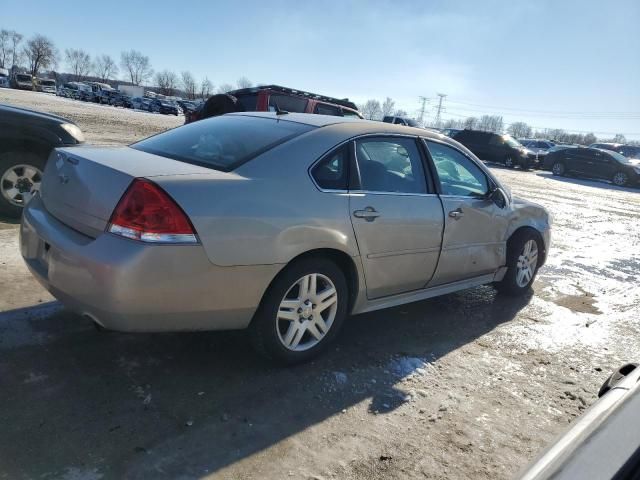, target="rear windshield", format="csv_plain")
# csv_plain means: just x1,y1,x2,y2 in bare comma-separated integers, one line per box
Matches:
131,115,314,171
